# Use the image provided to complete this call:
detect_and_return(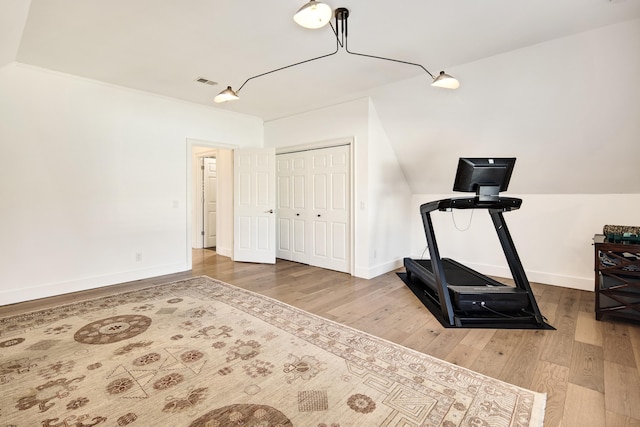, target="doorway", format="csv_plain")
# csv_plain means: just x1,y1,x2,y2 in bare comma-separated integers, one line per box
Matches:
188,140,235,263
